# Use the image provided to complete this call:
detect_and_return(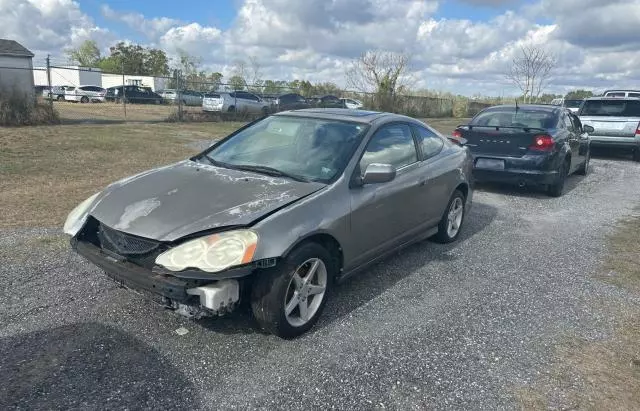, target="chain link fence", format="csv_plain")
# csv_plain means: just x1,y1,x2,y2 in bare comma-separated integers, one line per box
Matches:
1,62,495,125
